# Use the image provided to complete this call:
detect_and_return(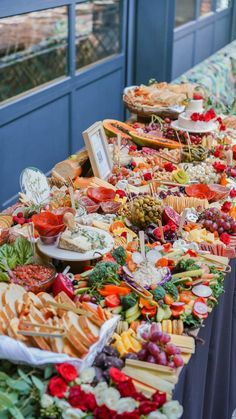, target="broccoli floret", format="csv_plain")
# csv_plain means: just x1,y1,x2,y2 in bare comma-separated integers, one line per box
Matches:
112,246,126,266
163,281,178,300
120,292,138,310
88,262,120,288
173,258,200,273
152,286,166,302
